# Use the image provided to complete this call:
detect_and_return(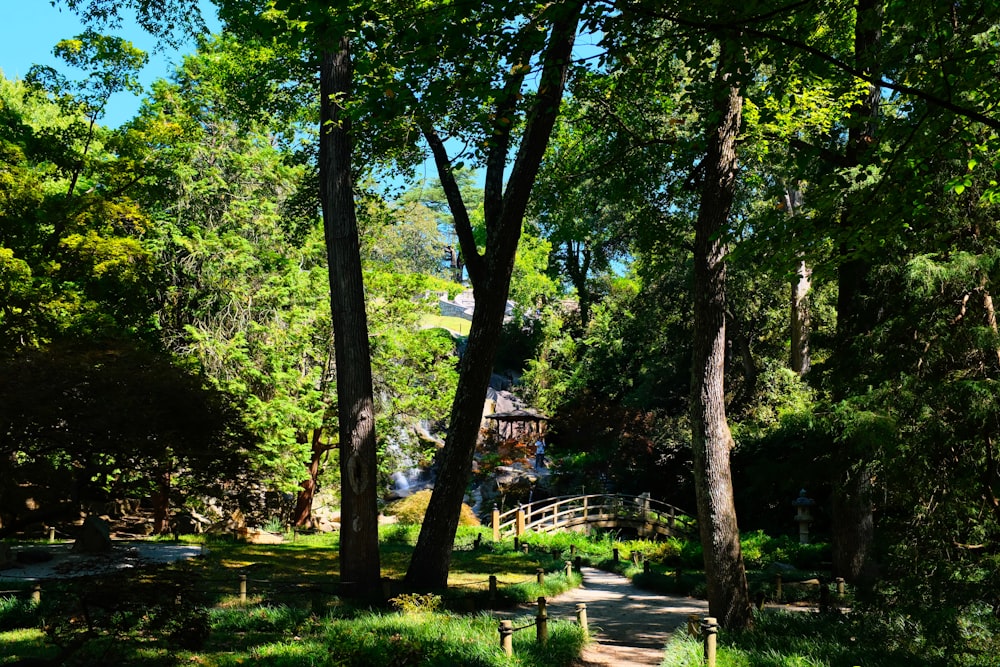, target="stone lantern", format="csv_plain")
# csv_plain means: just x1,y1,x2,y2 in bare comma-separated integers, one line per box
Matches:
792,489,815,544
